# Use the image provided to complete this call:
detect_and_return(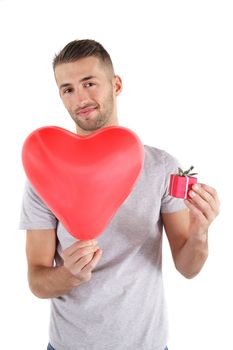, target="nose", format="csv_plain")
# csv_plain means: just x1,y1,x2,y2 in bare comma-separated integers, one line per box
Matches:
73,87,91,107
